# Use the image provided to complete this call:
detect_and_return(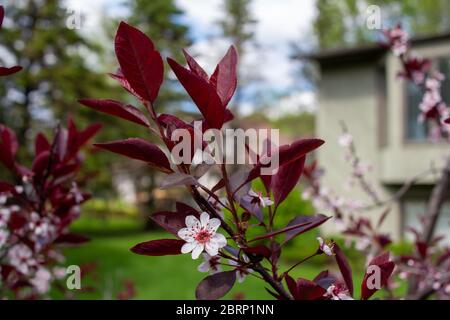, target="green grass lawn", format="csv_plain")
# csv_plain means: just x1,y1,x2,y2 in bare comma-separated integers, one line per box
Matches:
60,230,381,300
